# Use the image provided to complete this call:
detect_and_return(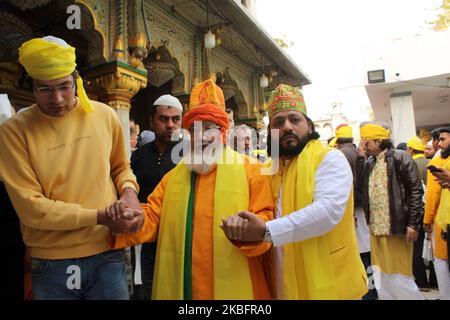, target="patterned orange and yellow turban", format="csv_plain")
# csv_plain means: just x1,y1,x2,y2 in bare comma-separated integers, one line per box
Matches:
18,36,94,113
183,79,229,143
